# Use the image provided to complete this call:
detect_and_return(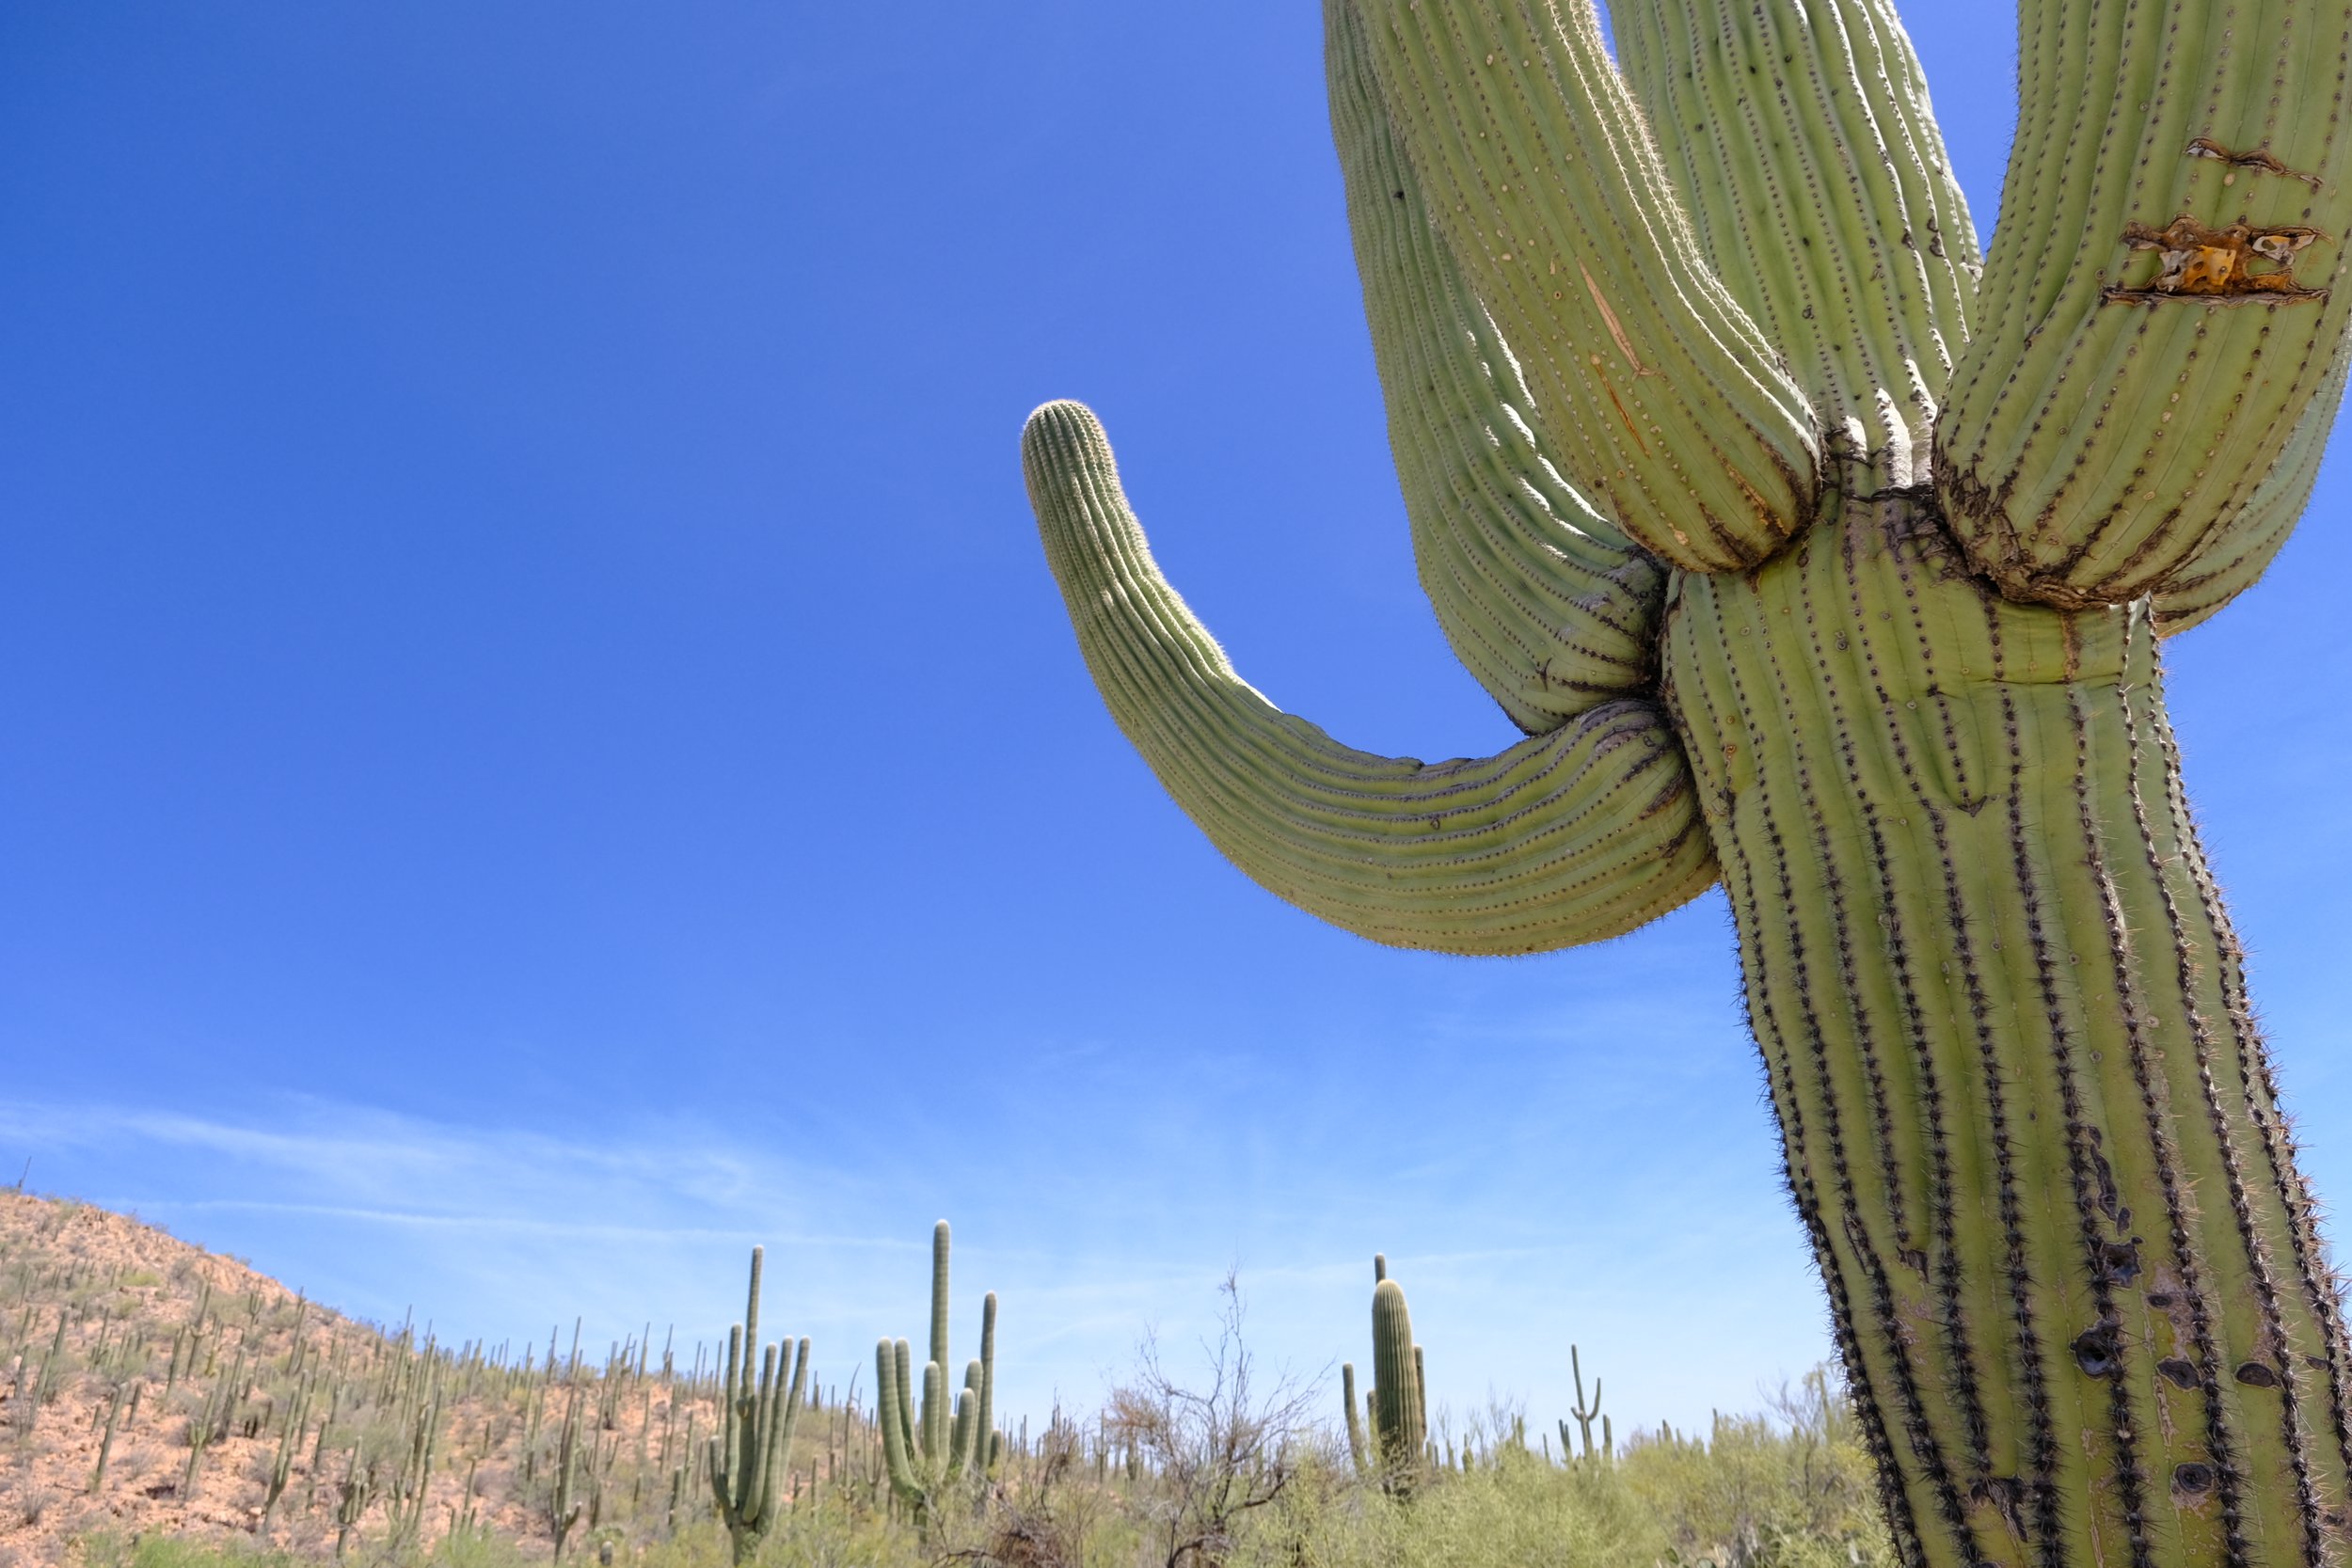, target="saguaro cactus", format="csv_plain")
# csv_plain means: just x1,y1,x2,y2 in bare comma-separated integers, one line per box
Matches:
1371,1274,1427,1484
876,1221,999,1524
708,1246,810,1565
1020,4,2352,1566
